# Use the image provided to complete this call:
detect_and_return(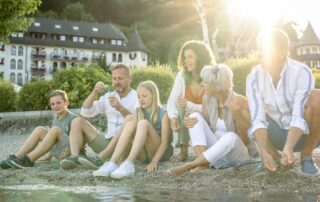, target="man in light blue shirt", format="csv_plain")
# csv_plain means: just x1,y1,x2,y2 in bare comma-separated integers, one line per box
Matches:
246,29,320,174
